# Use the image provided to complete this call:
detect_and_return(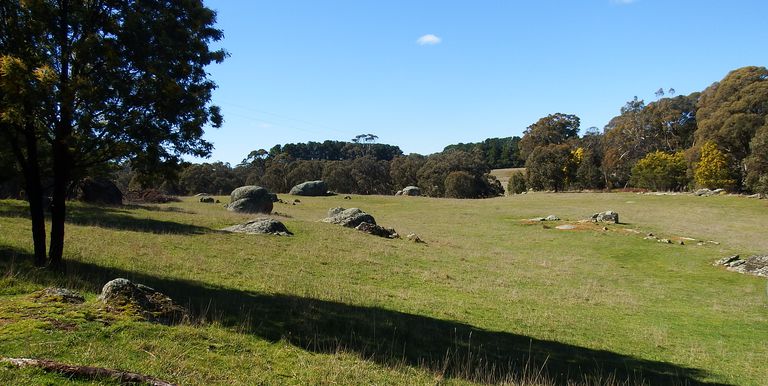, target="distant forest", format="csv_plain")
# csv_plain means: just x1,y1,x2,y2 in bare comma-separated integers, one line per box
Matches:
2,66,767,199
